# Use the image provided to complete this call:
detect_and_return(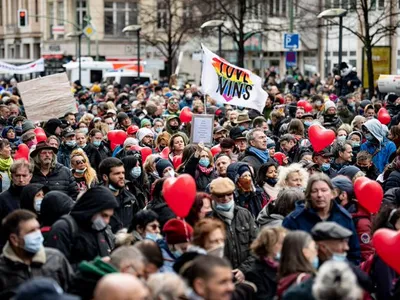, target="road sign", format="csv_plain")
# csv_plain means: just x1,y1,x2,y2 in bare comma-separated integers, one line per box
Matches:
52,25,65,35
285,51,297,68
283,33,300,50
83,24,96,38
